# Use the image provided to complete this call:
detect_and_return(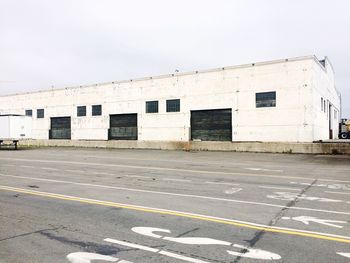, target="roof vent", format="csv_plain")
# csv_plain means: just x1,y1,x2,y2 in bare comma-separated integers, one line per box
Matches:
319,59,326,67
